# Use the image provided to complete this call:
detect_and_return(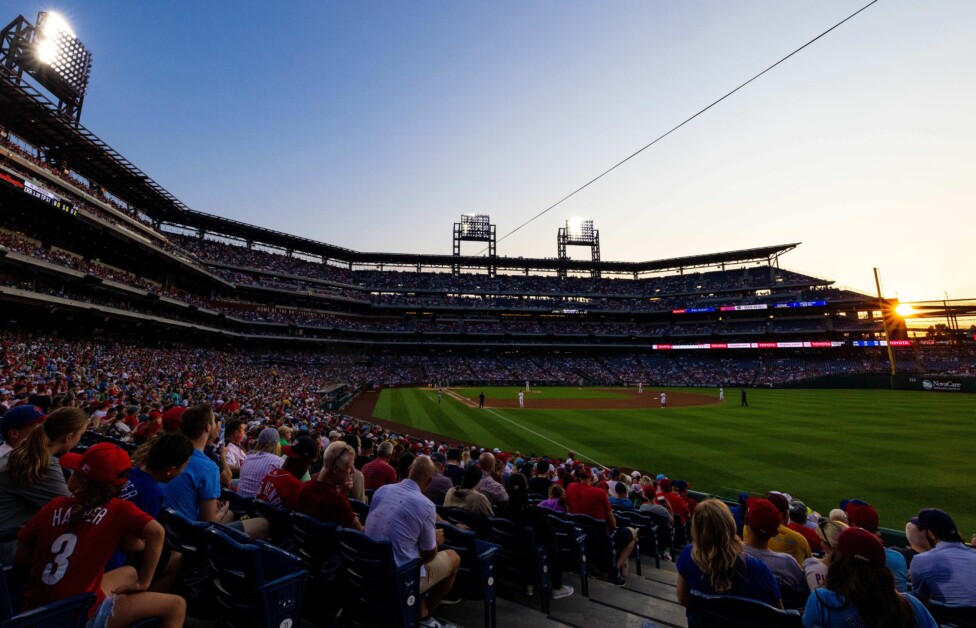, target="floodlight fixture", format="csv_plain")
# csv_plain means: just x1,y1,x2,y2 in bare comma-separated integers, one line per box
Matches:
0,11,93,121
453,214,497,275
557,218,601,278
